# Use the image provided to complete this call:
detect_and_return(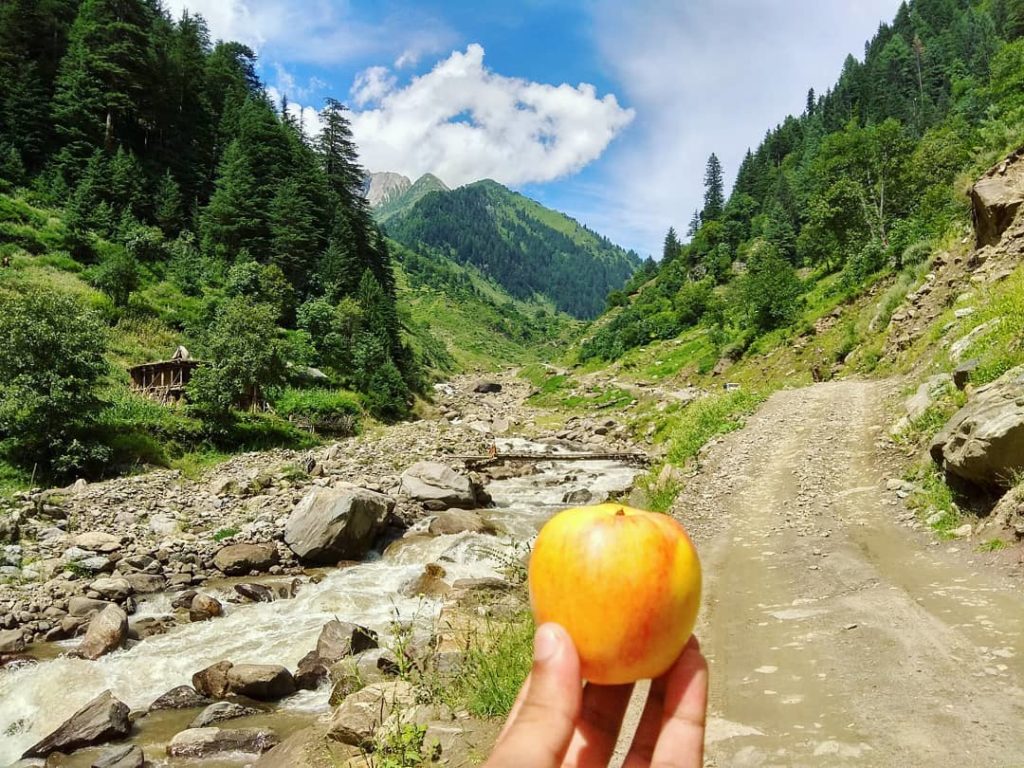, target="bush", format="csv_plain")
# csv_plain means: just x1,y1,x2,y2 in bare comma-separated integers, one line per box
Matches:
273,388,362,435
